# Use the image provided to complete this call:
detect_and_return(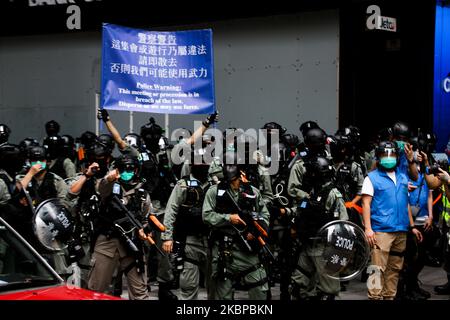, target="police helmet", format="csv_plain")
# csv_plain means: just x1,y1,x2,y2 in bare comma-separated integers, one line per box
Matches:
281,133,300,150
79,131,98,150
28,145,47,162
45,120,60,136
140,117,163,145
0,143,22,175
87,142,111,159
124,133,143,149
299,121,320,137
329,133,351,160
61,135,74,148
0,124,11,144
262,122,287,135
43,135,64,159
304,128,327,149
392,121,411,140
304,156,335,182
377,127,393,142
97,134,115,152
115,154,140,174
19,137,39,157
